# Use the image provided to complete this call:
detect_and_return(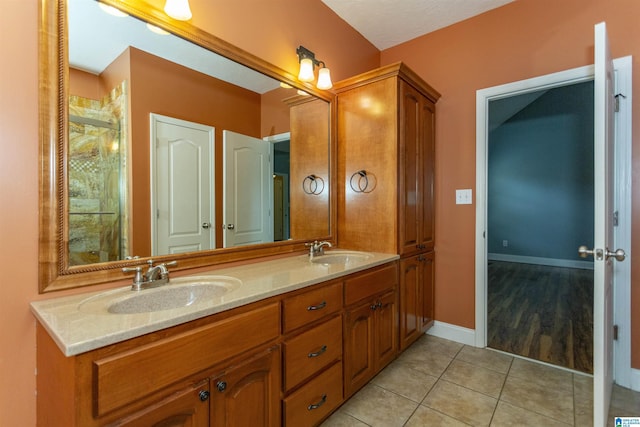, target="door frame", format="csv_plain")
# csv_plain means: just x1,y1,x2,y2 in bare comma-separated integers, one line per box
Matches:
475,57,632,384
